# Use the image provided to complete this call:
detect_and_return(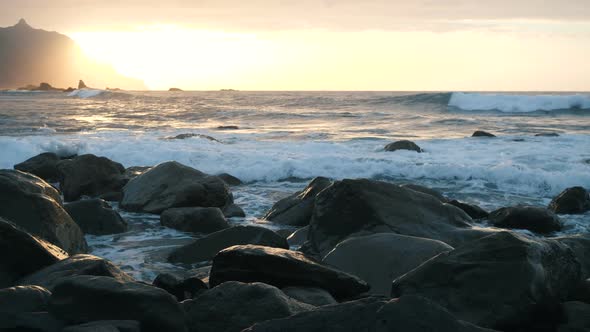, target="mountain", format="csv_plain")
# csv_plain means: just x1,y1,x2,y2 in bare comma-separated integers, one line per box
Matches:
0,19,145,90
